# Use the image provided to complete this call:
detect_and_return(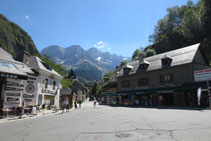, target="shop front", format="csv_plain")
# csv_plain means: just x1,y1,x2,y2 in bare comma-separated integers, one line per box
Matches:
0,71,27,109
